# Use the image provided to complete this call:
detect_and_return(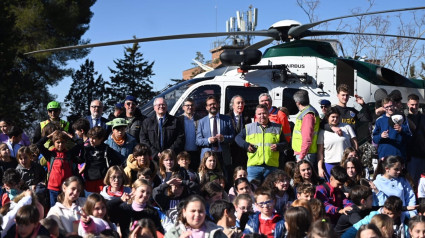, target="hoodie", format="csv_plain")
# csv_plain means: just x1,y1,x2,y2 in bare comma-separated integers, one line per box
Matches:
46,198,86,236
